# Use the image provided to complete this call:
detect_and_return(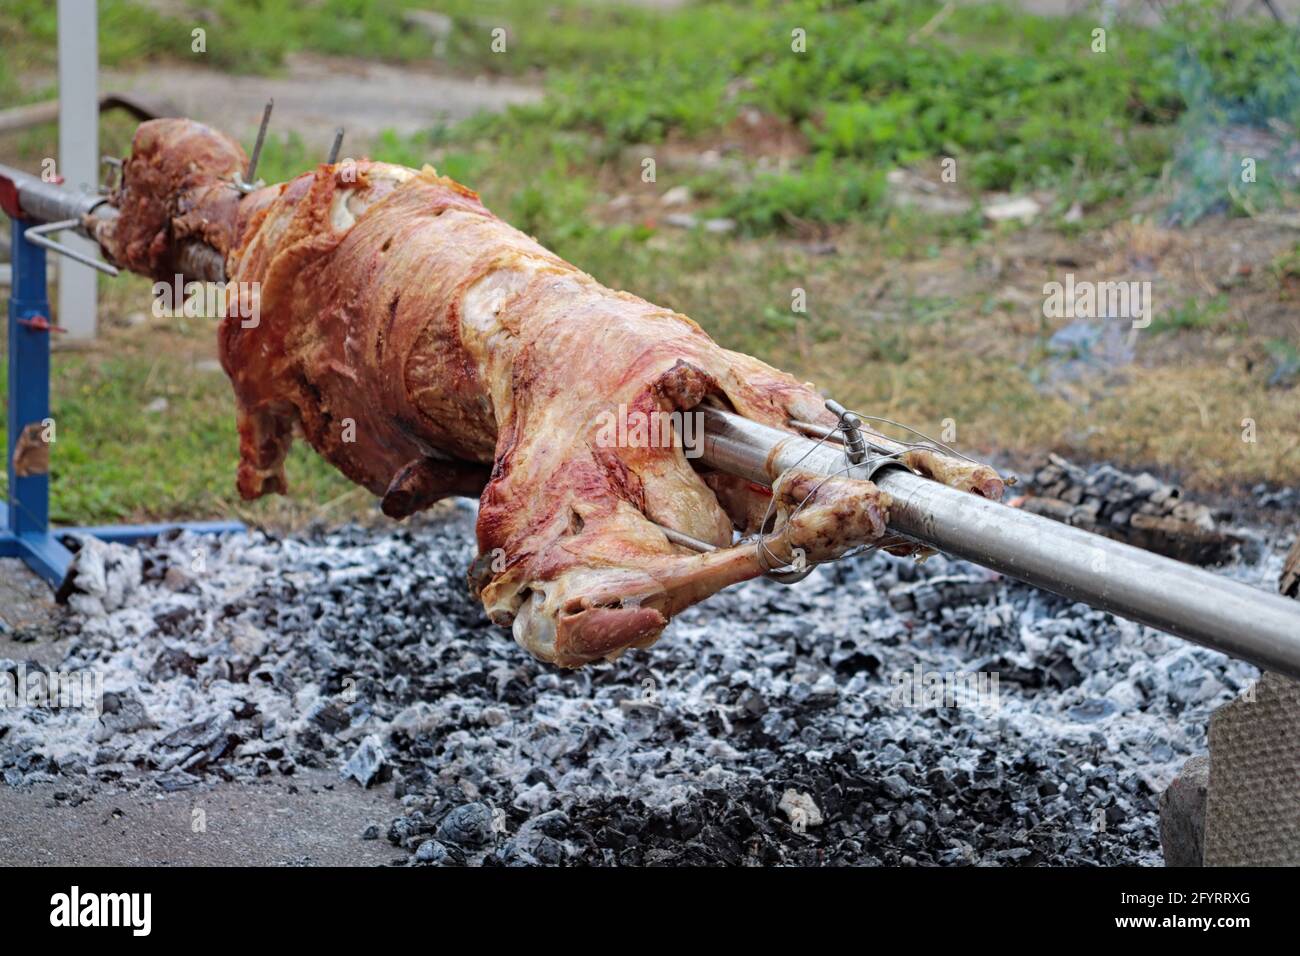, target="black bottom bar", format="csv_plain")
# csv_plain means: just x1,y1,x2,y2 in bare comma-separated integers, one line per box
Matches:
1,865,1285,941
